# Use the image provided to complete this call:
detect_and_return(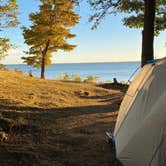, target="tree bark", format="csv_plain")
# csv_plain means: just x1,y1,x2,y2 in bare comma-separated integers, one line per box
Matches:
141,0,156,67
40,40,50,79
41,53,46,79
